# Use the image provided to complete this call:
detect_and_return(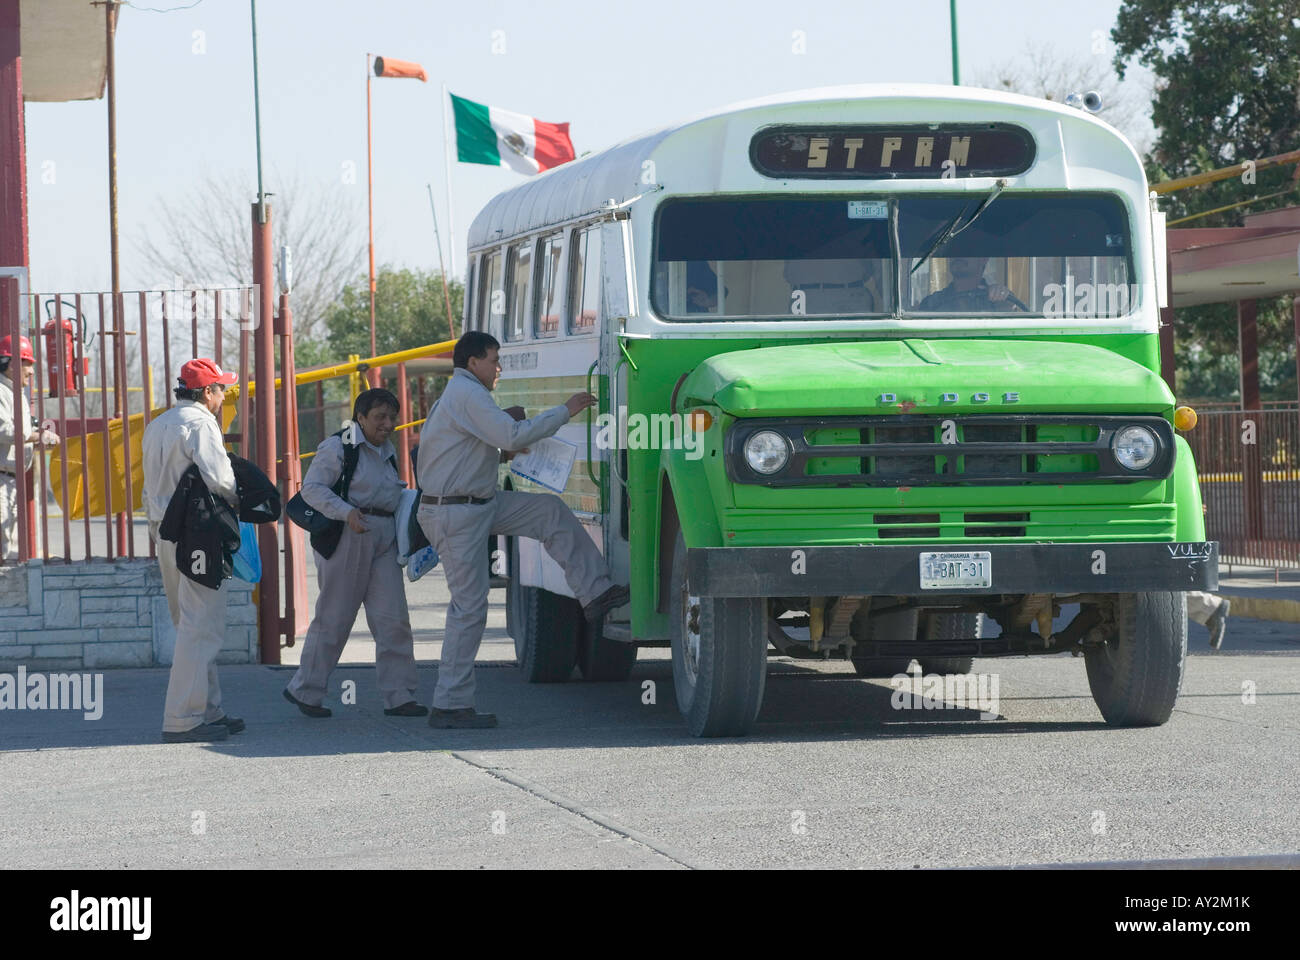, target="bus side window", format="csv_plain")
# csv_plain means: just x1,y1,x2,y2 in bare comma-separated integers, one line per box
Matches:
505,241,532,342
568,225,601,336
480,249,504,337
534,233,564,339
463,256,479,331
